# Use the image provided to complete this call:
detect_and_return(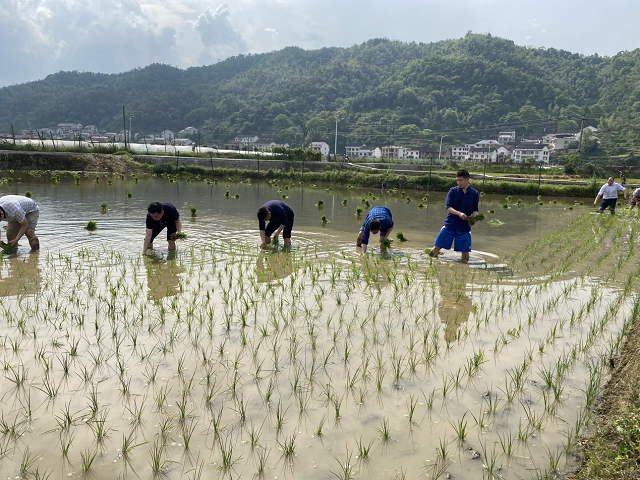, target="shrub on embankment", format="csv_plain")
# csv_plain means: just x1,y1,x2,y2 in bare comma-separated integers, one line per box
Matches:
149,163,597,197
